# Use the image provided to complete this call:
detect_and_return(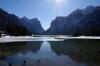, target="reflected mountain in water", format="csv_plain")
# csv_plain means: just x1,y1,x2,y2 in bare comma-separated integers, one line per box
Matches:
0,40,100,66
50,39,100,66
0,41,42,58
